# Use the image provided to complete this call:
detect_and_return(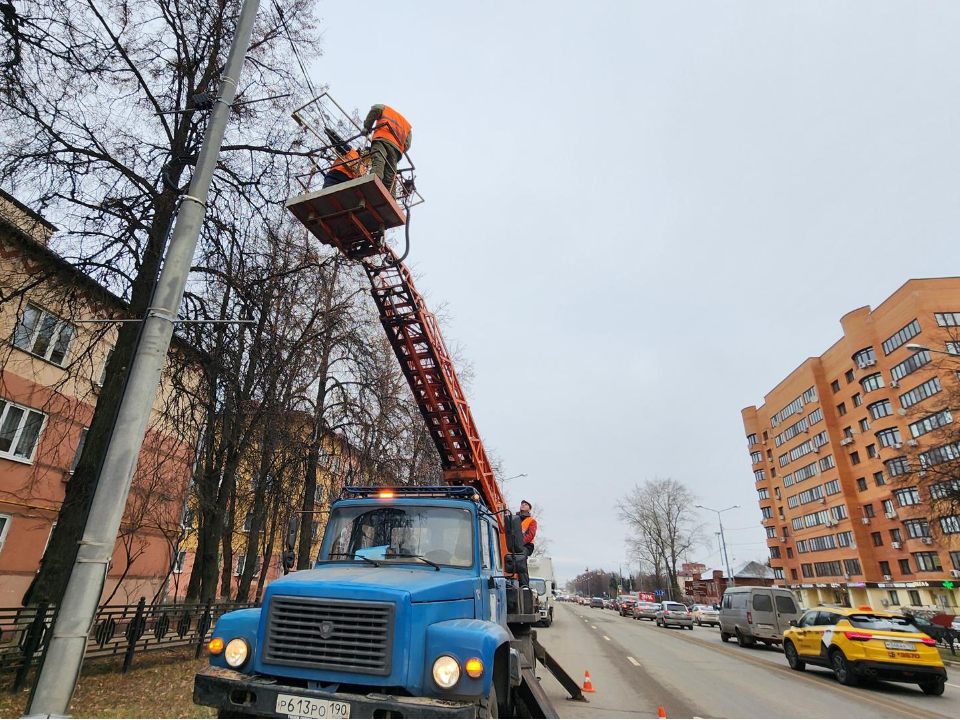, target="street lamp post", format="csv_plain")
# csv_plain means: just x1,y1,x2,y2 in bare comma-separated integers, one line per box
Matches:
697,504,739,588
906,343,955,357
502,473,528,482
